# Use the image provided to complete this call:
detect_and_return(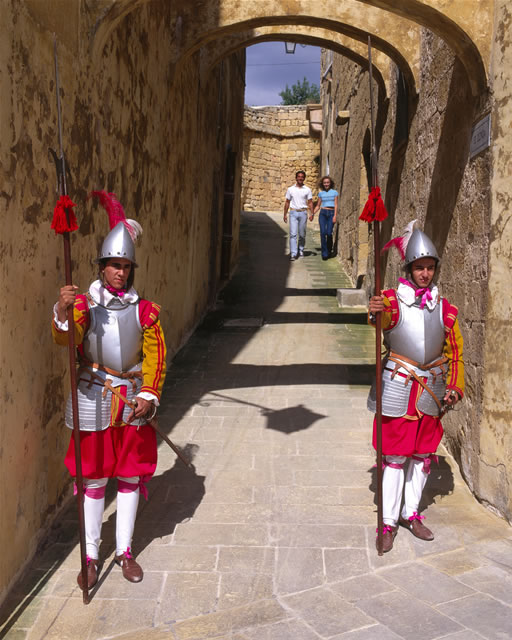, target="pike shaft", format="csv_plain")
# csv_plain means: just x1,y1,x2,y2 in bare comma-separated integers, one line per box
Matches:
53,36,89,603
368,35,384,556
